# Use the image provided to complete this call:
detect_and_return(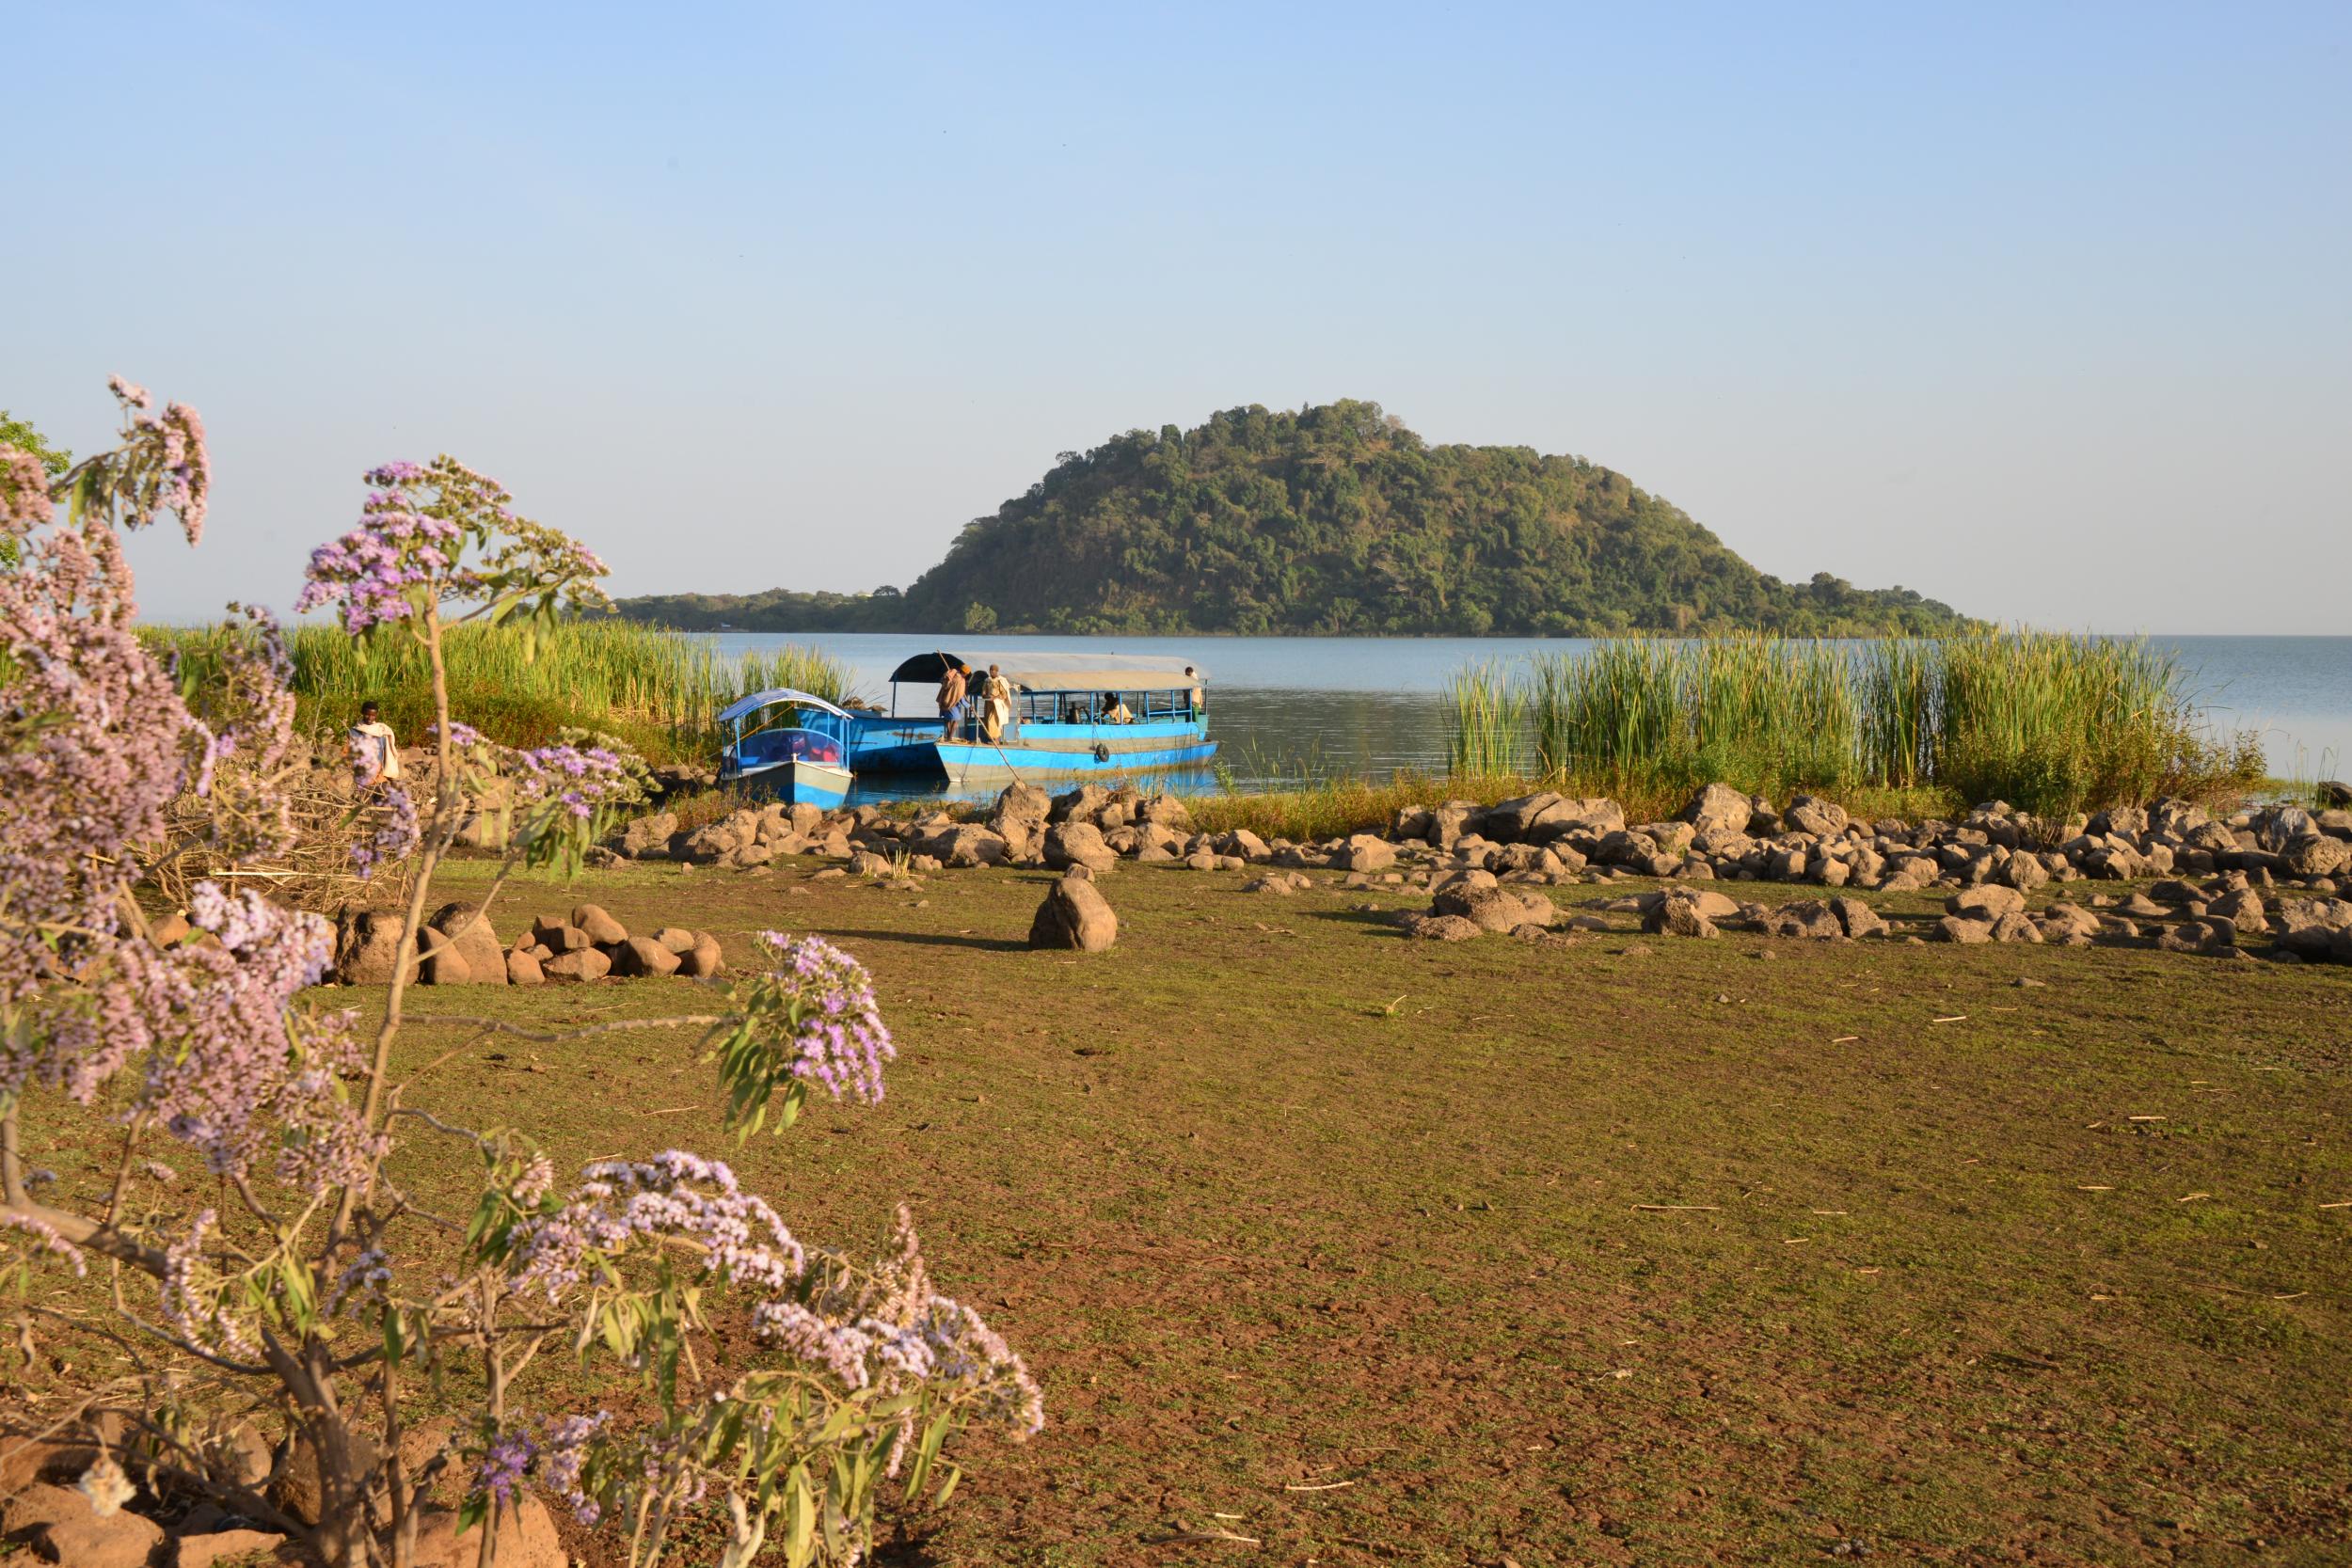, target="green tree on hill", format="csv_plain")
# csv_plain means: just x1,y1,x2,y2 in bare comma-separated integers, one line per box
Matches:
612,400,1973,637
